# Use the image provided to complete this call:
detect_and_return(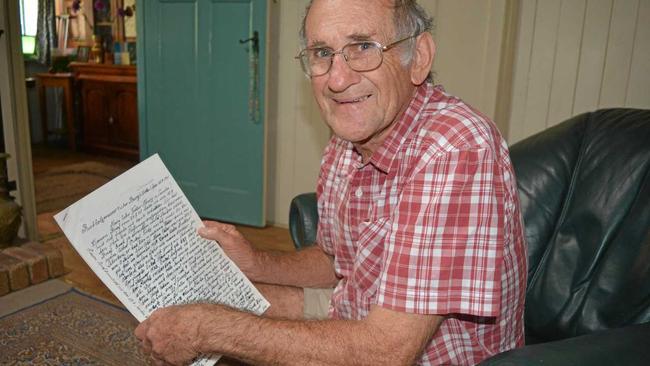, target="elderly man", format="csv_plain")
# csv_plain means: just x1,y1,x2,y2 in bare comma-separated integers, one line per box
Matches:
135,0,527,365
